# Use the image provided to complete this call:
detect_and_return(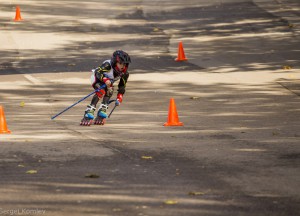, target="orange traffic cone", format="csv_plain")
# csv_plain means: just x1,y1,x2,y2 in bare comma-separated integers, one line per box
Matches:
163,98,183,126
14,6,23,21
175,41,187,61
0,106,11,134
